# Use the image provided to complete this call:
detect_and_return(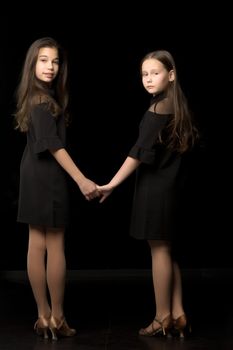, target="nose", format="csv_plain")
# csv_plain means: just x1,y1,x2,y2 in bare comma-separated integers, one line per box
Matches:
47,61,54,70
